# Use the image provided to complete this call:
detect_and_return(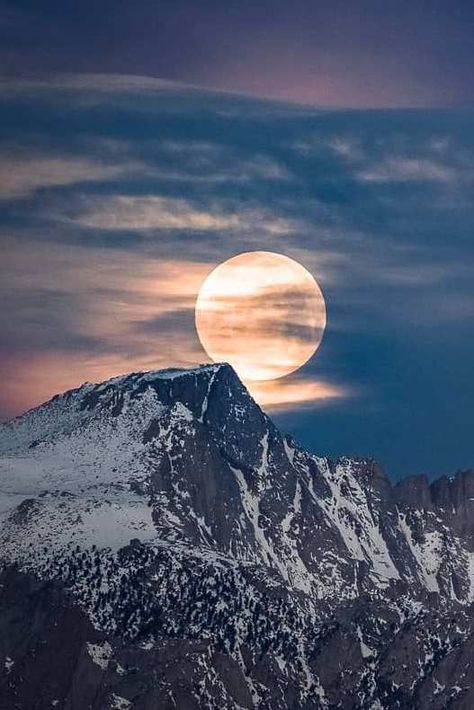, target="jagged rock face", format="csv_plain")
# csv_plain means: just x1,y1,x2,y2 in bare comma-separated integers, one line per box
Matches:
0,363,473,709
